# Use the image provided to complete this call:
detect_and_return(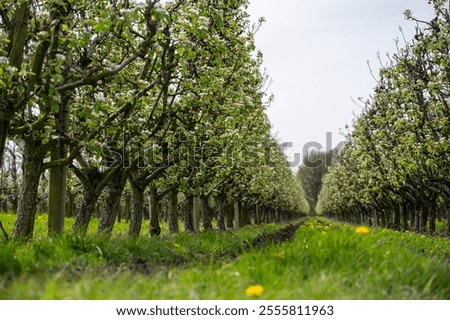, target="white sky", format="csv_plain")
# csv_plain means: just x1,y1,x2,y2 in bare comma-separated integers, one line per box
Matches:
247,0,434,169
